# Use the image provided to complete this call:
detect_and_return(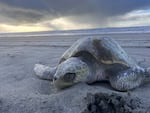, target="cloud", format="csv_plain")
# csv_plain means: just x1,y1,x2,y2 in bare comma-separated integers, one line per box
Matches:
0,3,49,25
0,0,150,32
108,10,150,27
